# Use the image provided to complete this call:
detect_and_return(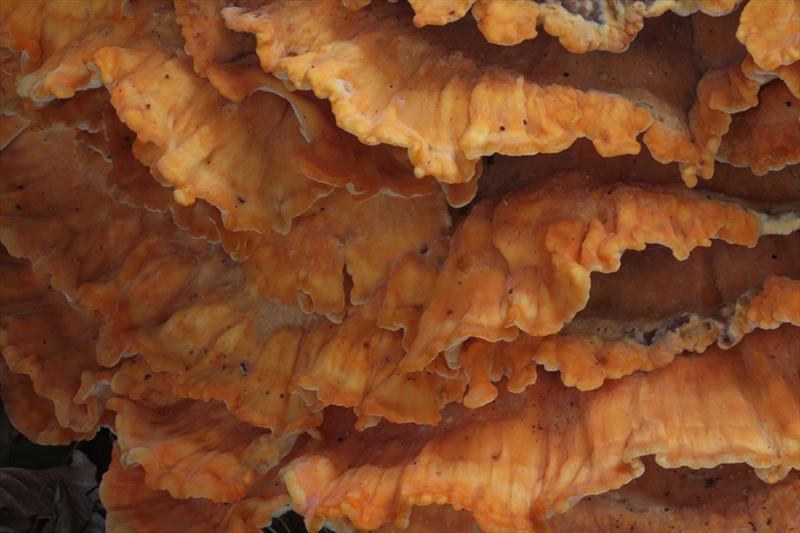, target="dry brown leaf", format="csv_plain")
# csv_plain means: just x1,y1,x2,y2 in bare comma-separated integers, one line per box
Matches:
0,450,101,533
